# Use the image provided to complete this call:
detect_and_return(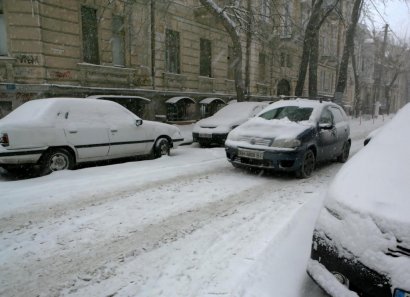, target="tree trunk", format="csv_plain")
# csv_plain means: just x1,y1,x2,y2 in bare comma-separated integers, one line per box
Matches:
351,46,361,116
385,71,399,114
245,0,252,99
335,0,363,99
199,0,245,101
308,32,319,97
295,0,324,96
